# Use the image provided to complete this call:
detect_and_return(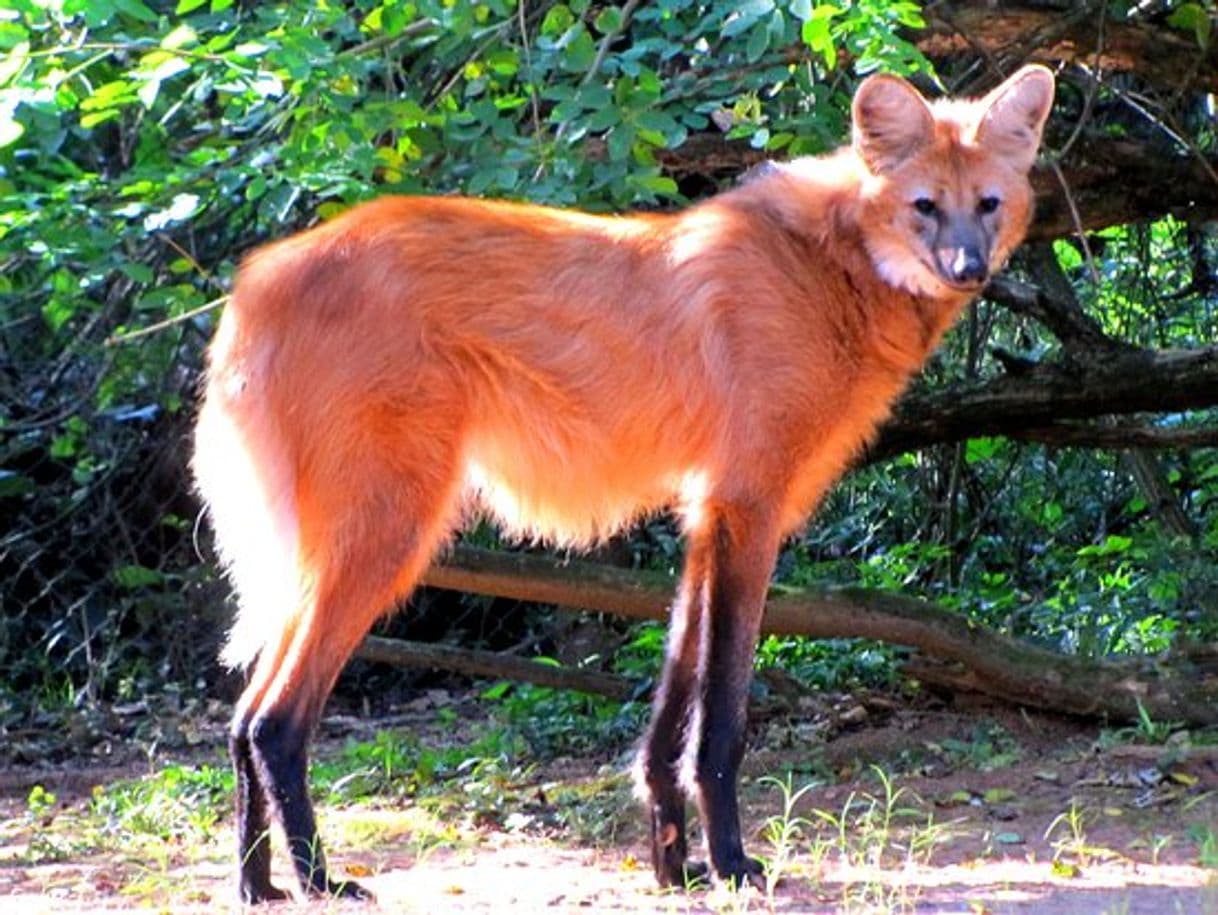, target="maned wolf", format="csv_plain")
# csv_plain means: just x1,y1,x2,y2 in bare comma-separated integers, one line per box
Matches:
193,65,1054,901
